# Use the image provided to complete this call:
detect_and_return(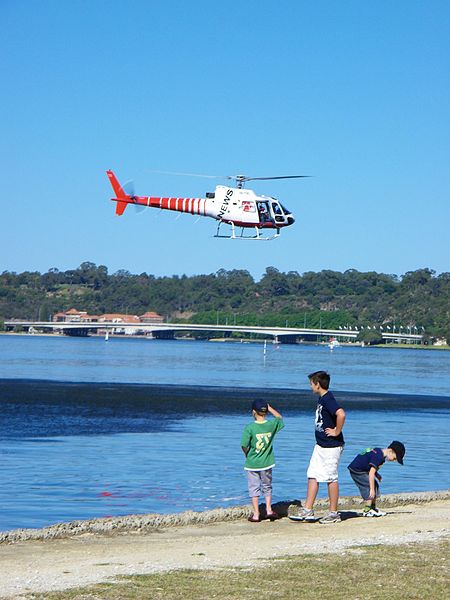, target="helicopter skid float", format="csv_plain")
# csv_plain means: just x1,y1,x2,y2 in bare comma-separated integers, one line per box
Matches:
107,170,306,240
